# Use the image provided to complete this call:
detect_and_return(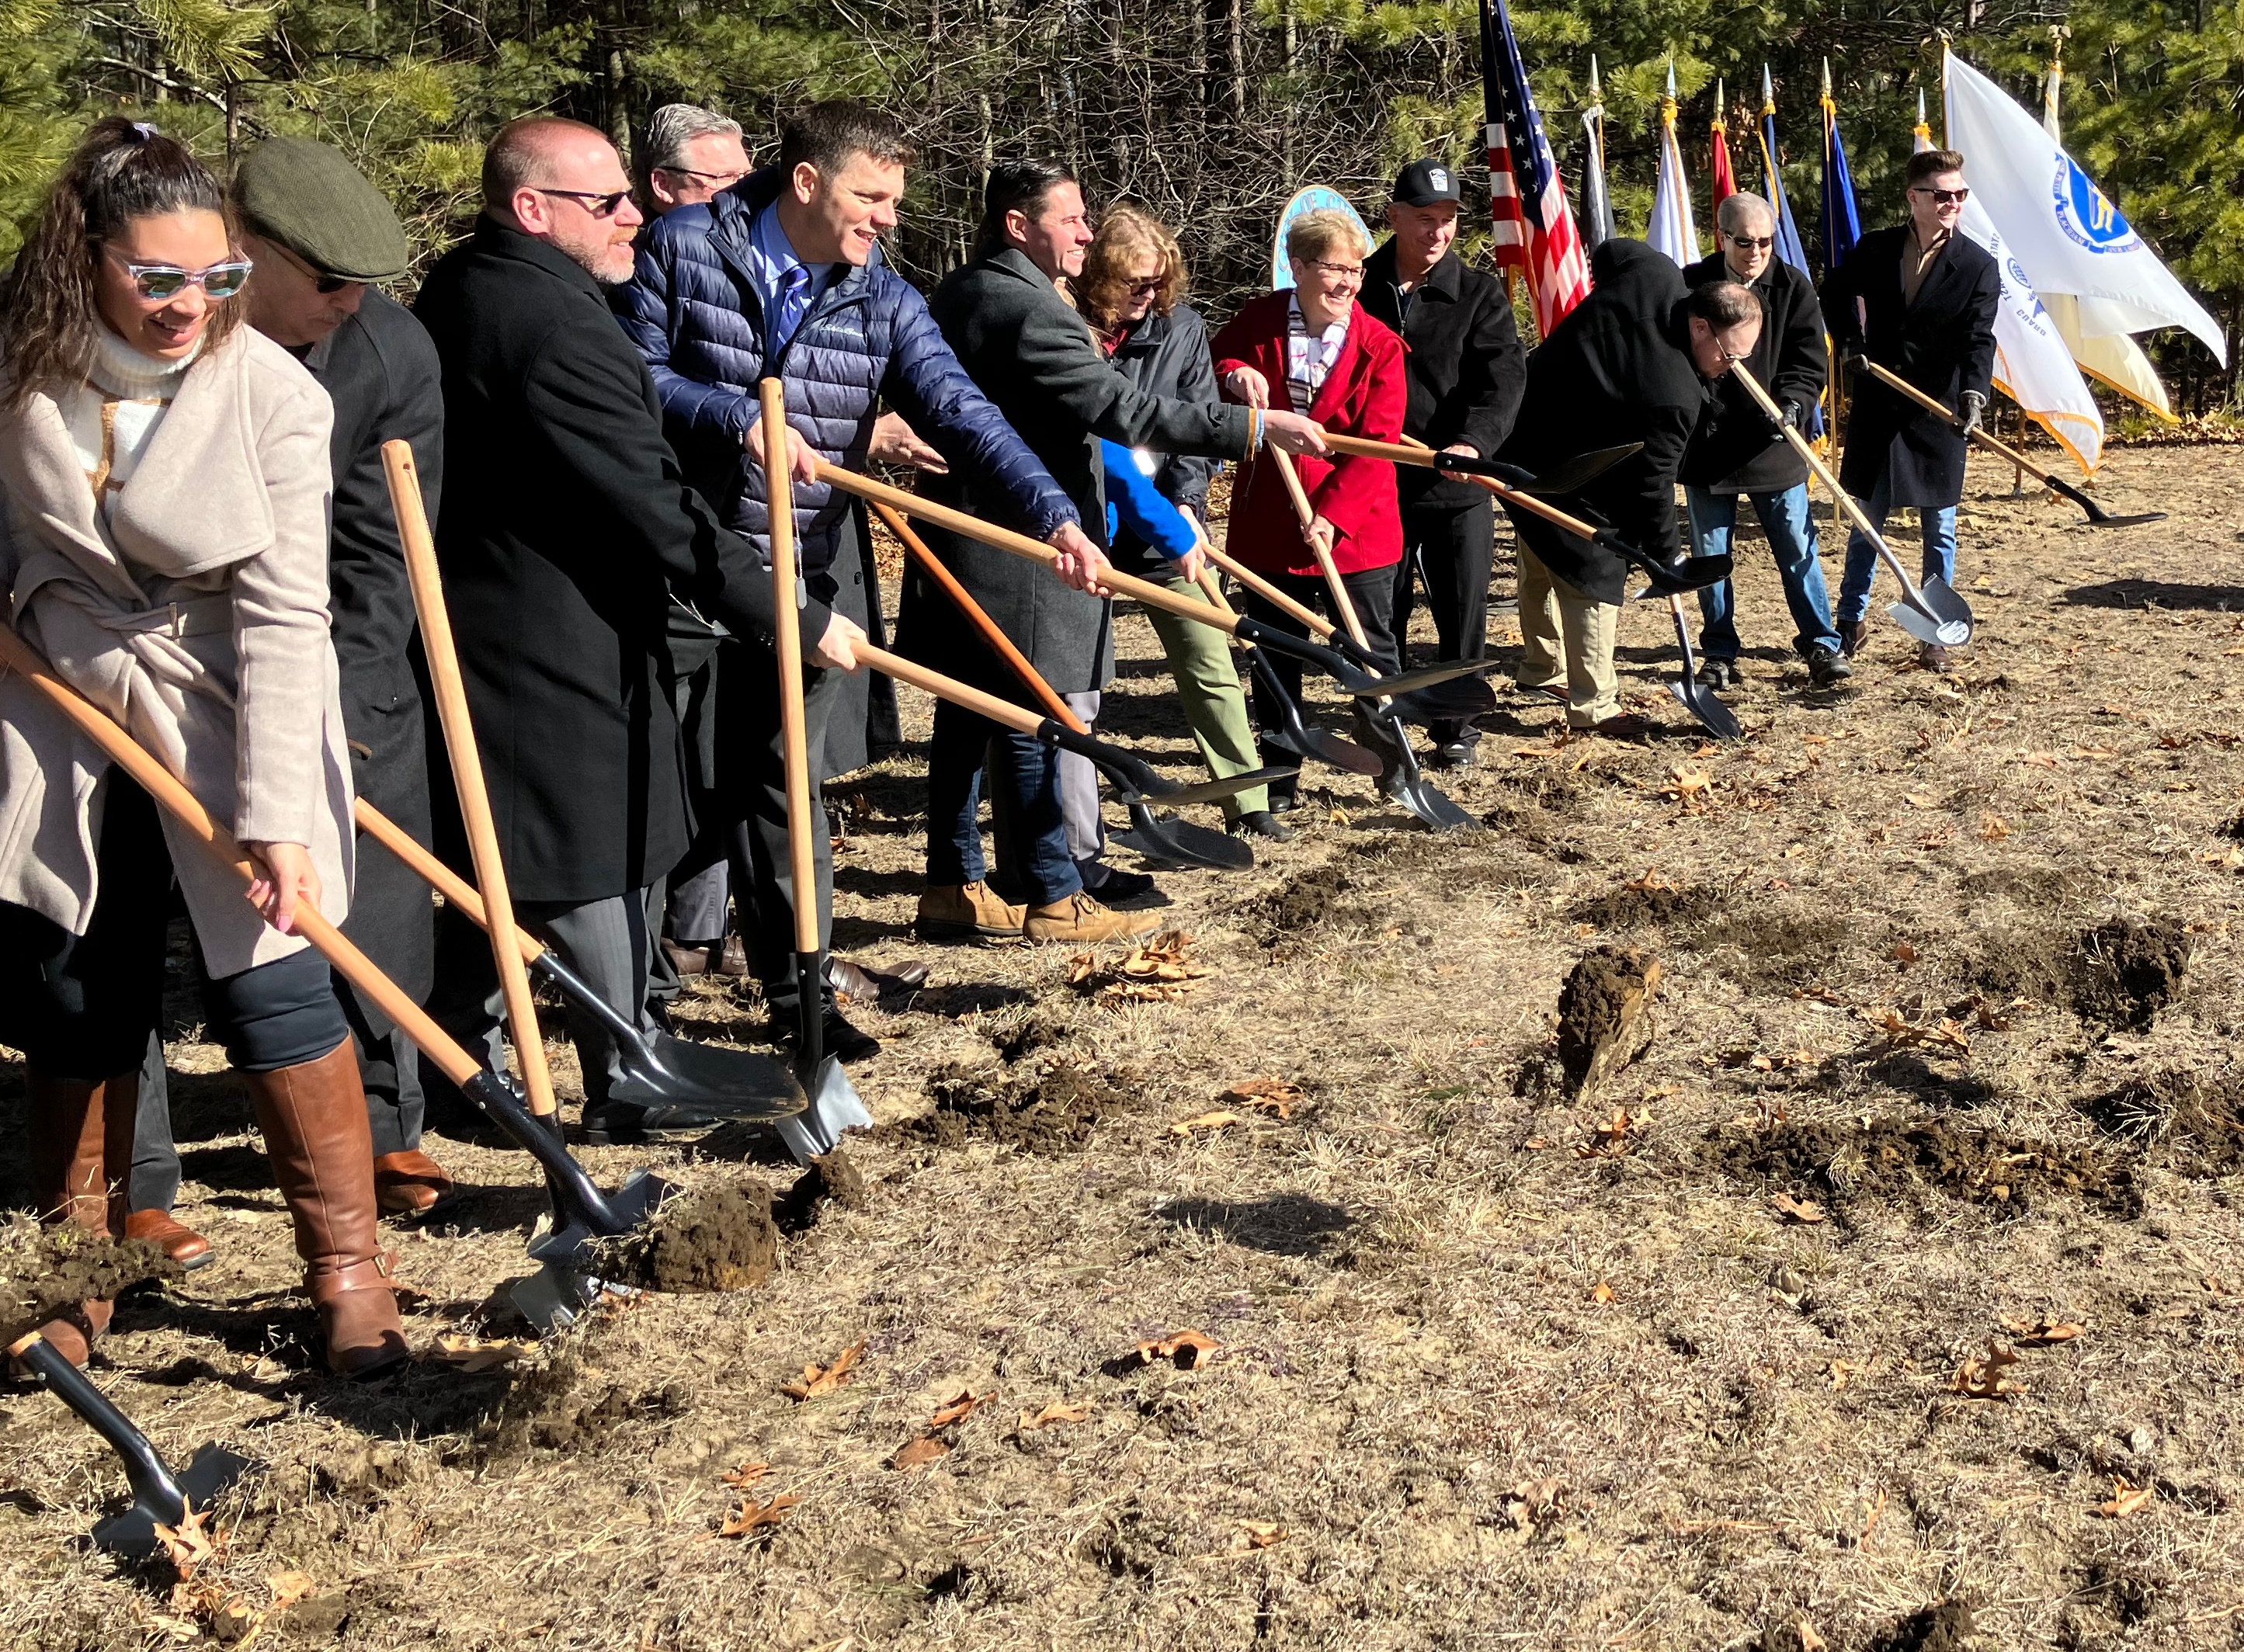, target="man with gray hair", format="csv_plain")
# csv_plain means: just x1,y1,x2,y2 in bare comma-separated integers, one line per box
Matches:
641,104,749,214
1678,191,1847,688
